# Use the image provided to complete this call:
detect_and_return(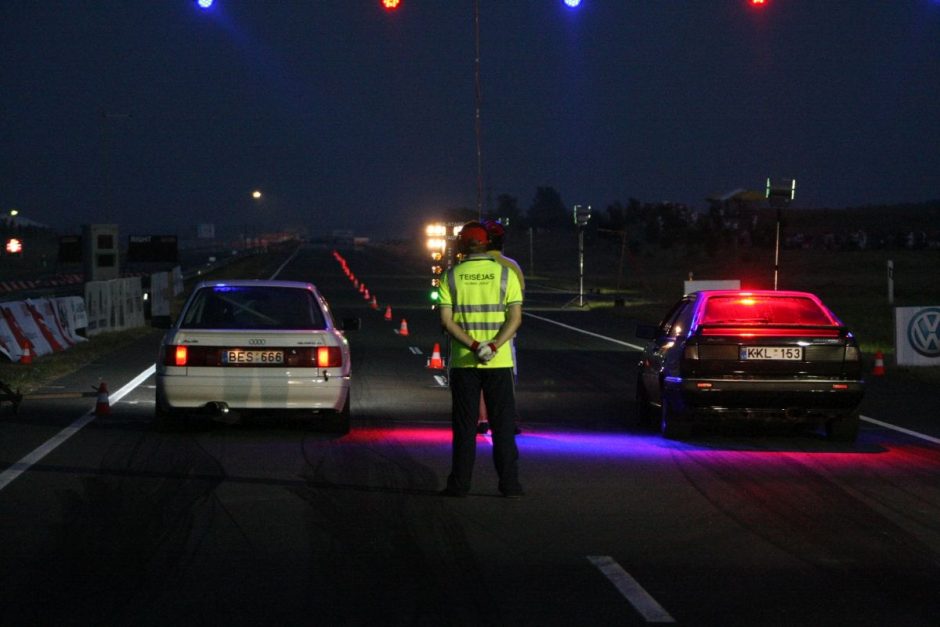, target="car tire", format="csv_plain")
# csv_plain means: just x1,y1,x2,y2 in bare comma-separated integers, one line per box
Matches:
325,390,351,435
635,376,652,428
154,401,181,433
825,410,860,443
660,394,691,440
